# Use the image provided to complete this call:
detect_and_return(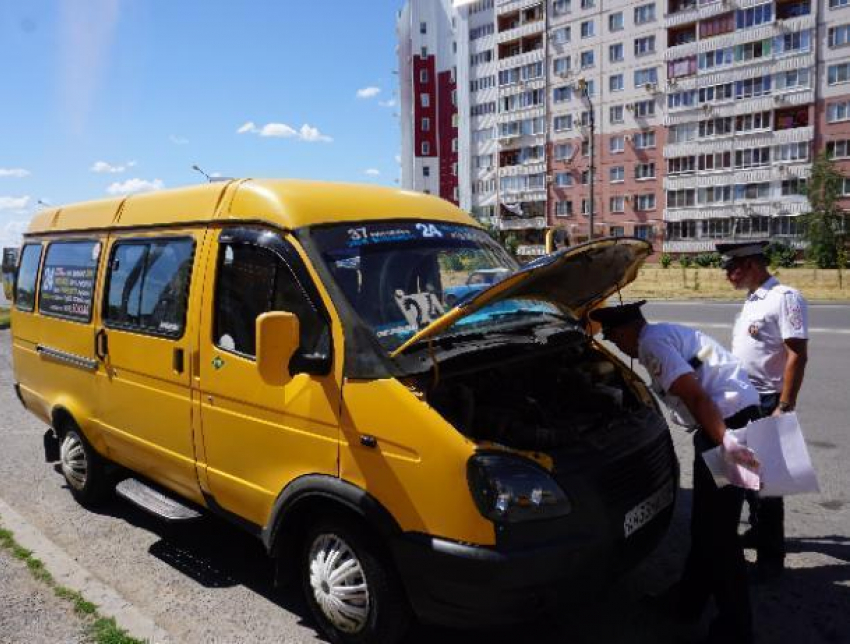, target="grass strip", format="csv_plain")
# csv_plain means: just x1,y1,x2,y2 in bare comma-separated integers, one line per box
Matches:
0,308,9,329
0,525,146,644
